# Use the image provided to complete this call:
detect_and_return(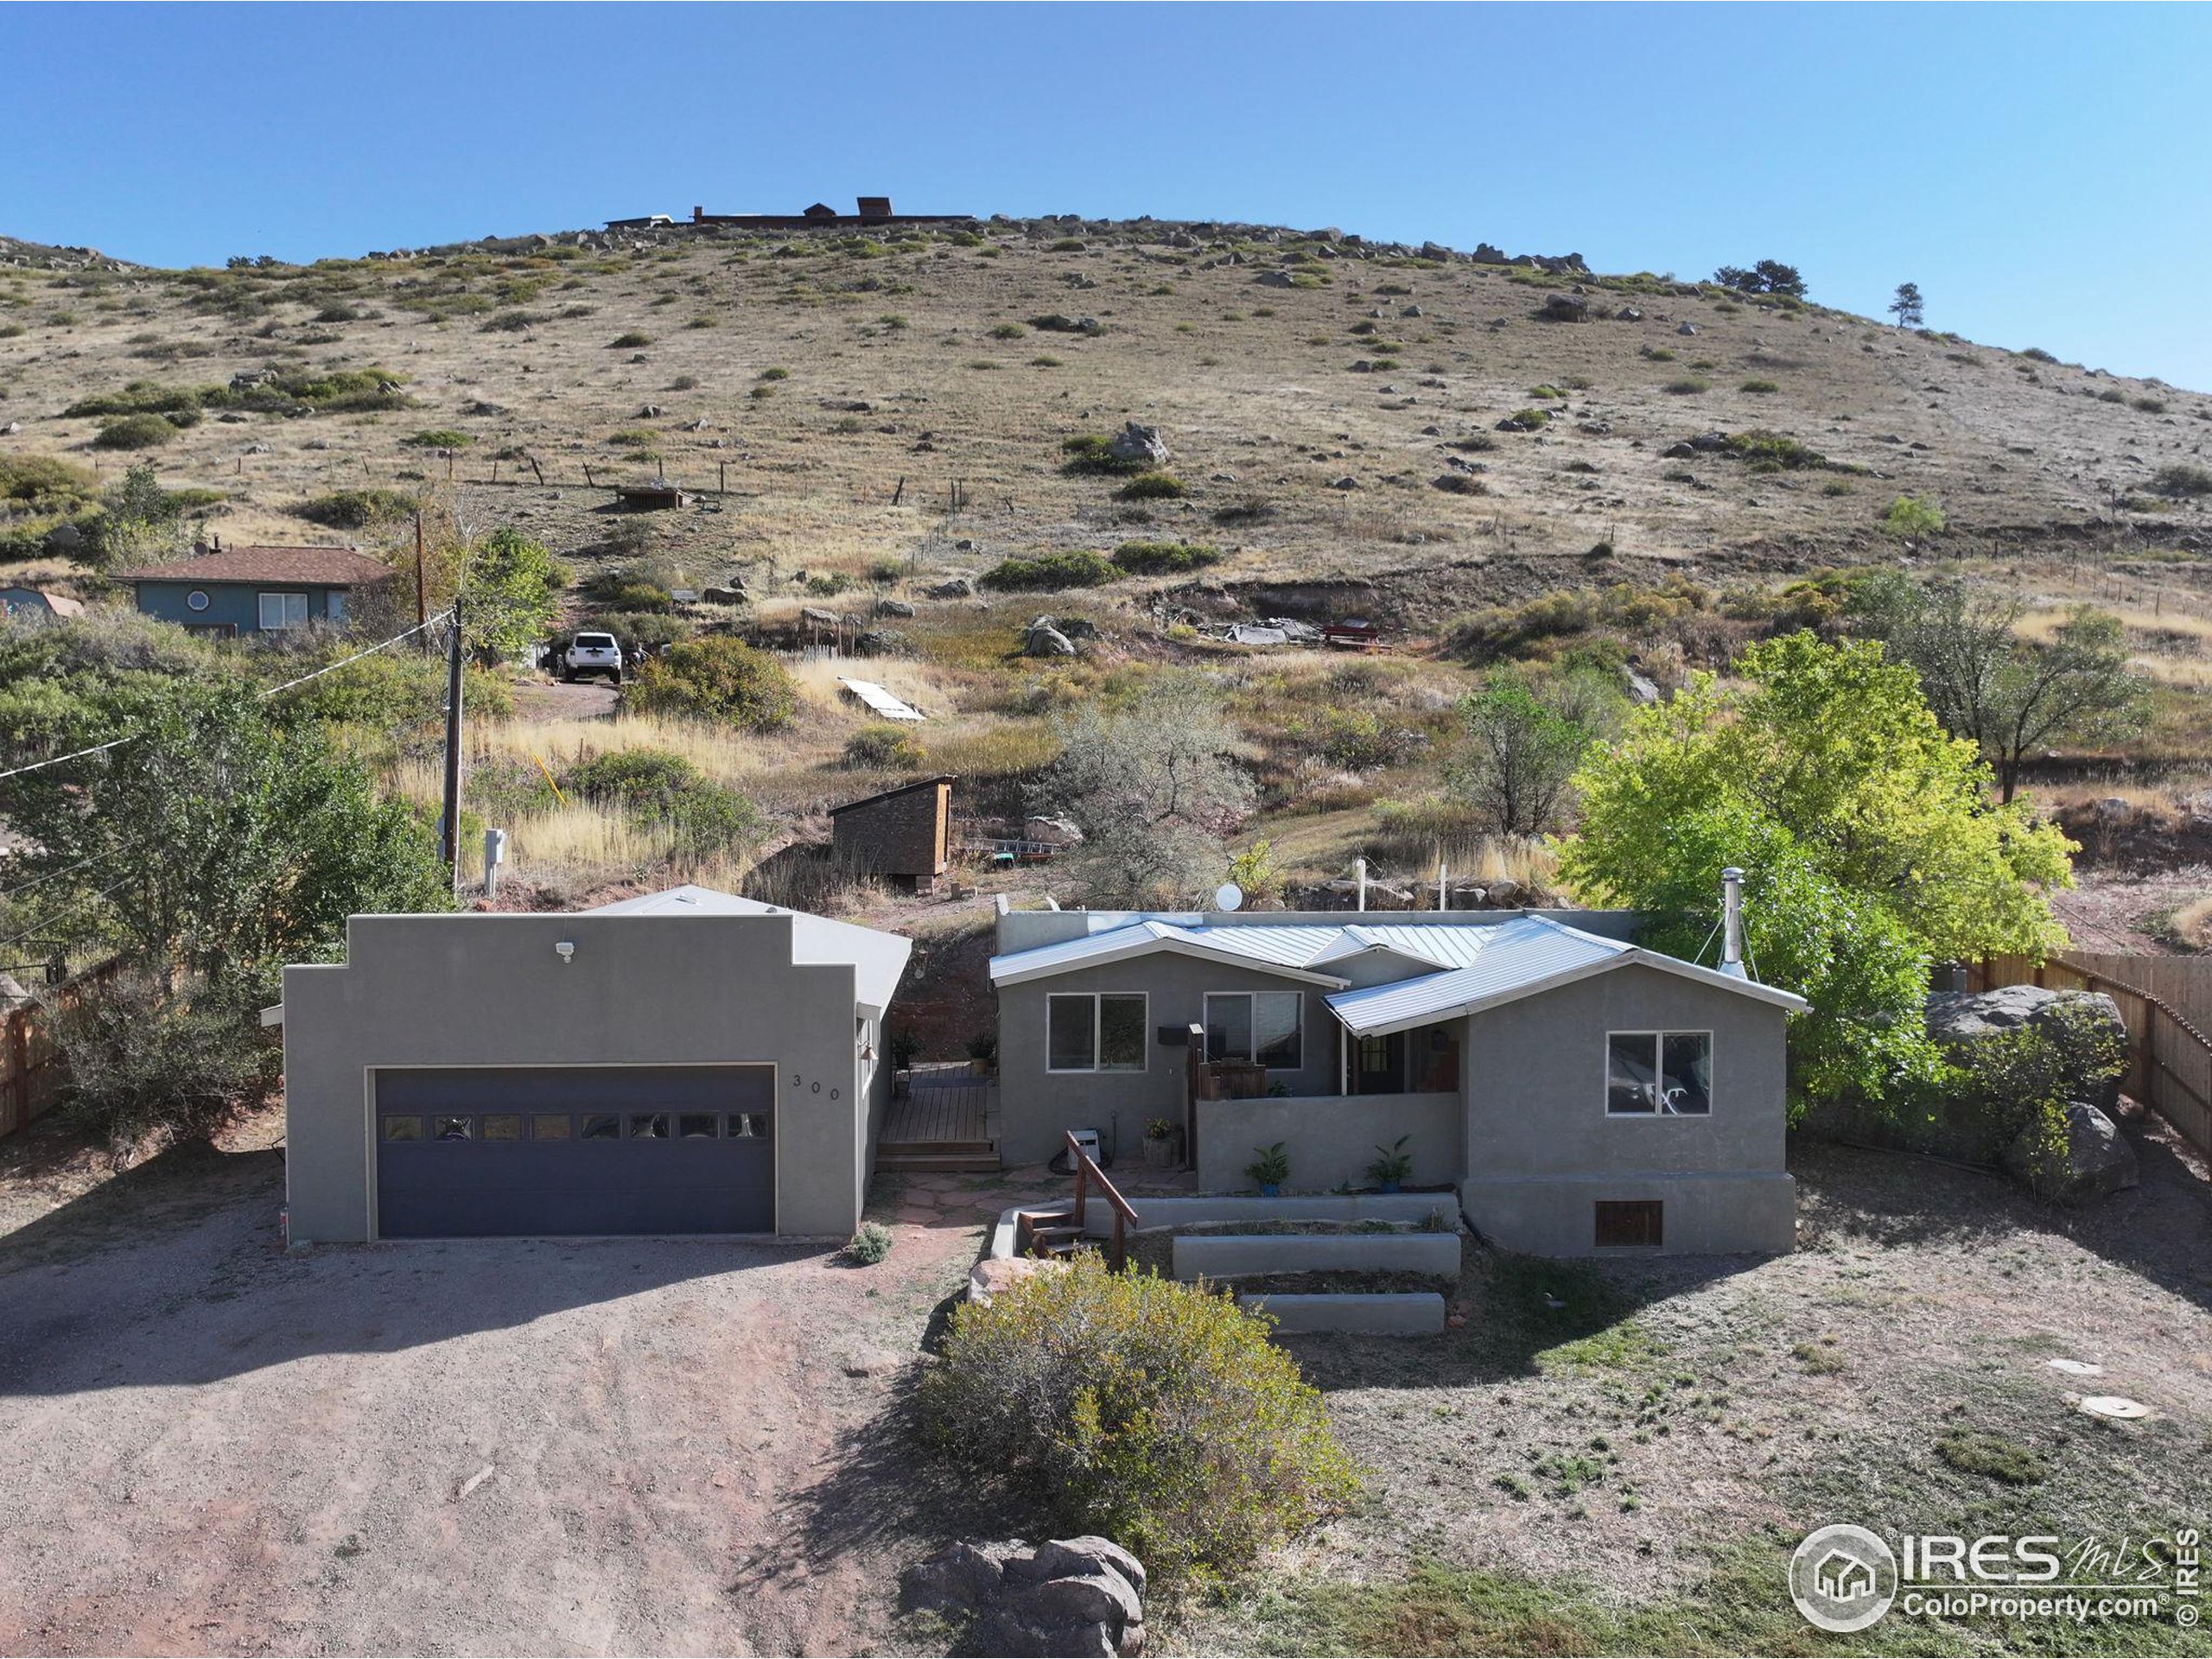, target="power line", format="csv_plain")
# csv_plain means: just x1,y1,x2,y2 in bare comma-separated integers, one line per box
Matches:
0,874,137,958
0,609,457,783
